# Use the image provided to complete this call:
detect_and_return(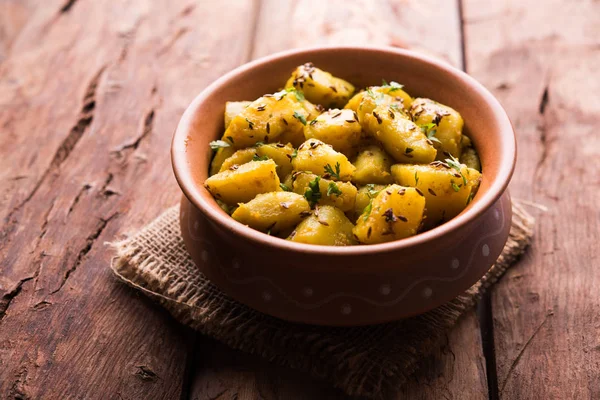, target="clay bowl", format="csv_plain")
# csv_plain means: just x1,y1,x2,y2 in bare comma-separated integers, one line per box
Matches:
172,46,516,326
